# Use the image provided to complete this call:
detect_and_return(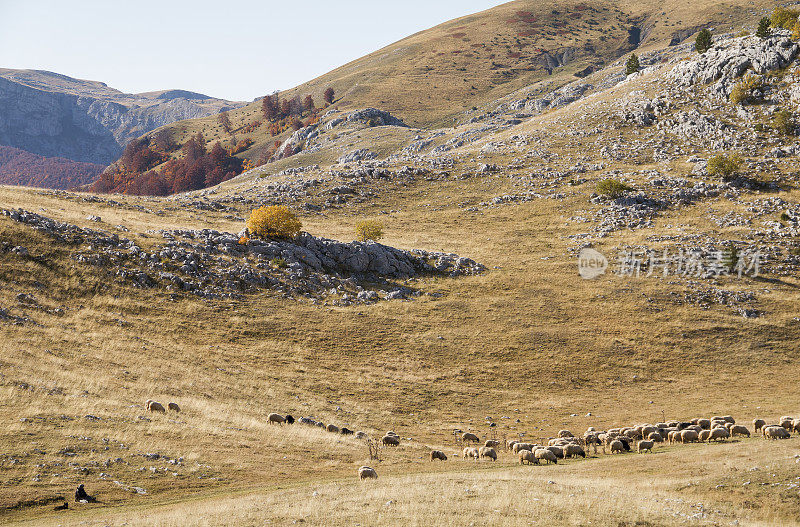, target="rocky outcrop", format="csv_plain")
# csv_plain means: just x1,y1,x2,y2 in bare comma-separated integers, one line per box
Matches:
1,208,483,304
669,33,800,98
